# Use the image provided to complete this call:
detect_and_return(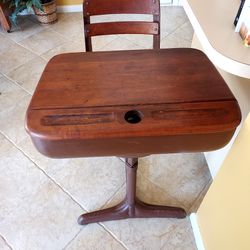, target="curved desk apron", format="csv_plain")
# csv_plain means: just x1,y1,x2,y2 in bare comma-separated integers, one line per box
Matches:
25,49,241,225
